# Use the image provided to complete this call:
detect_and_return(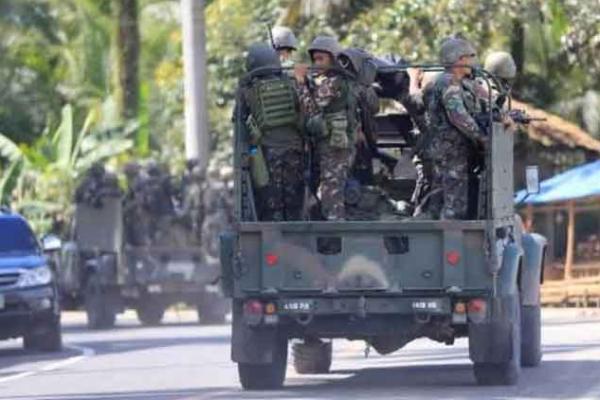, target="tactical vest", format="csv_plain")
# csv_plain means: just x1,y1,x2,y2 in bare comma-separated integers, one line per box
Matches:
244,76,300,145
320,76,359,150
